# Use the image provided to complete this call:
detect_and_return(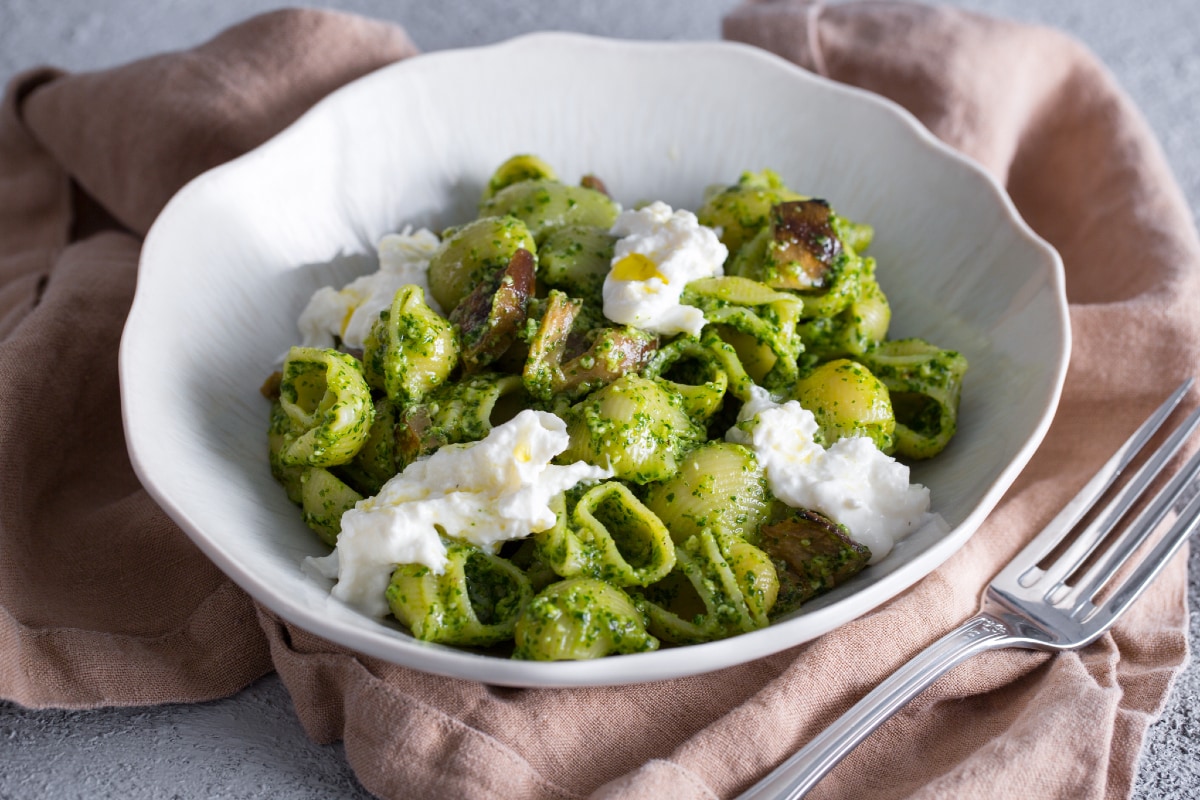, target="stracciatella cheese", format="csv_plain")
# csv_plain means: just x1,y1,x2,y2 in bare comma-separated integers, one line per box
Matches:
298,228,441,350
726,387,930,563
602,201,727,336
308,409,612,618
